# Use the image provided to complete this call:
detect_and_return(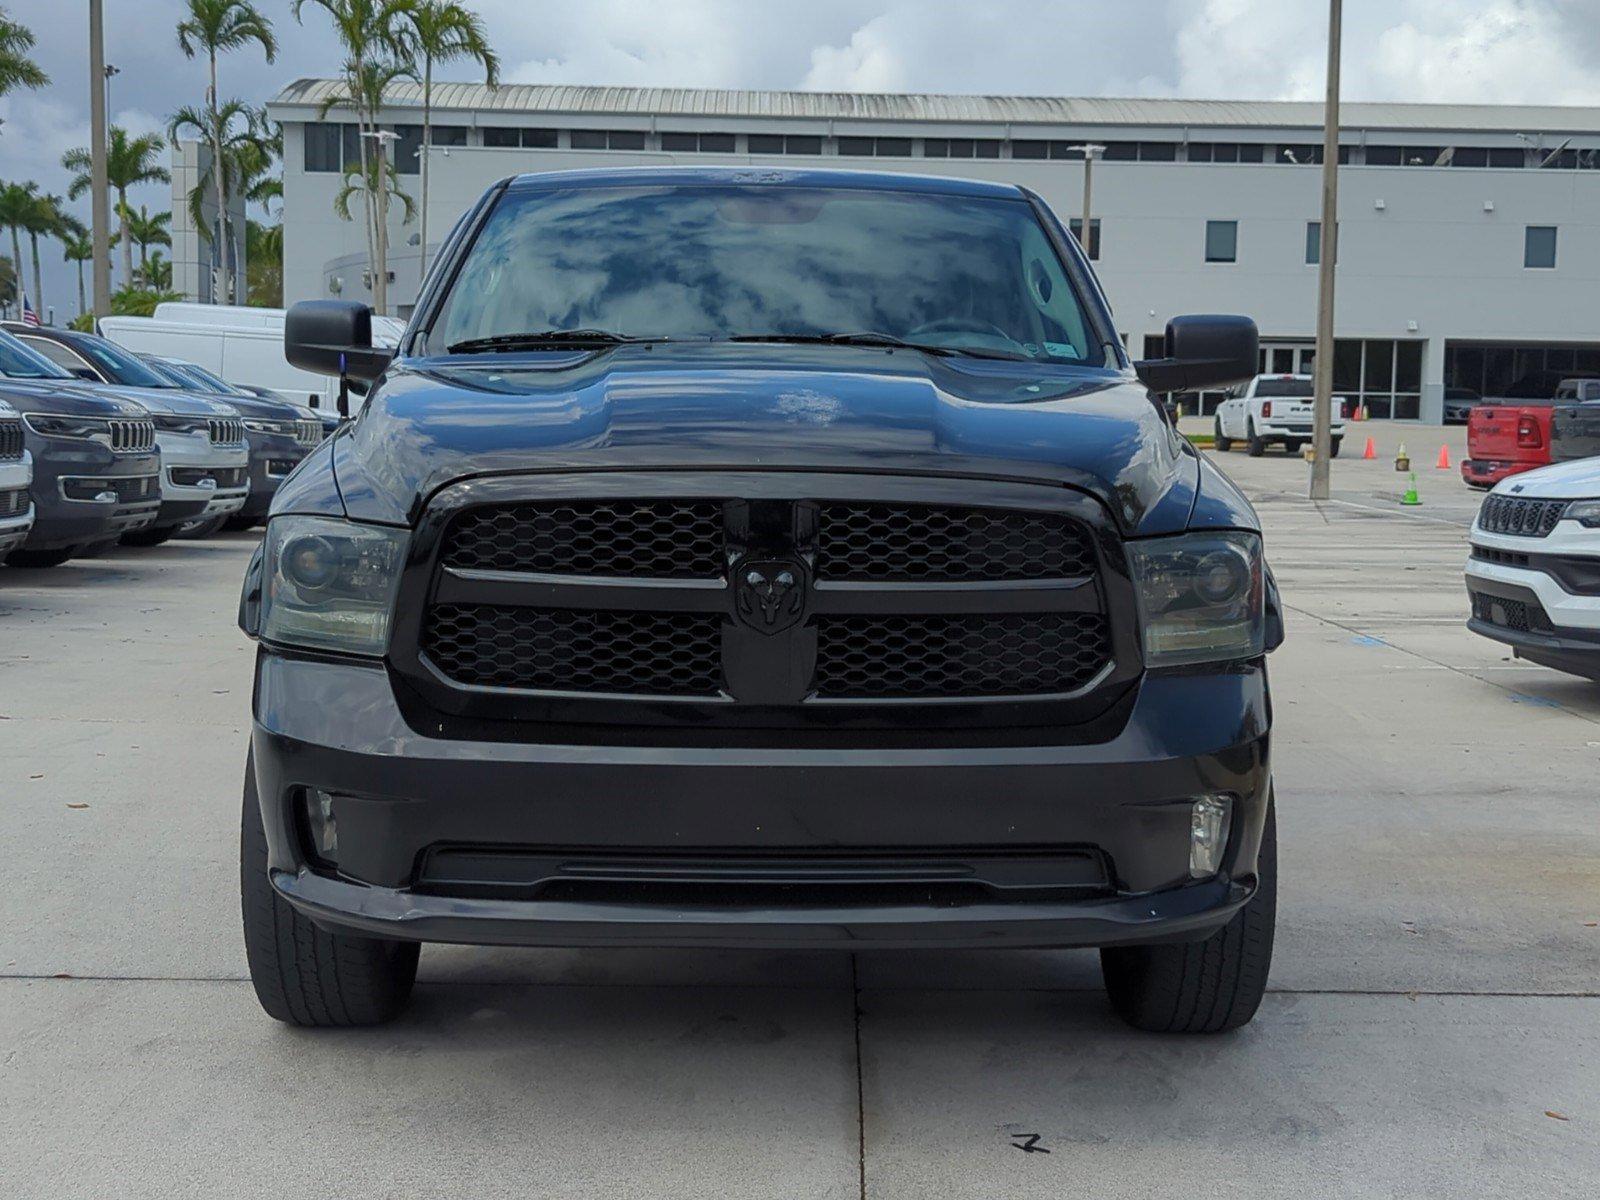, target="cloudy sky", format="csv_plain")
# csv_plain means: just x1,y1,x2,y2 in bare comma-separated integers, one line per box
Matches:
3,0,1600,313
